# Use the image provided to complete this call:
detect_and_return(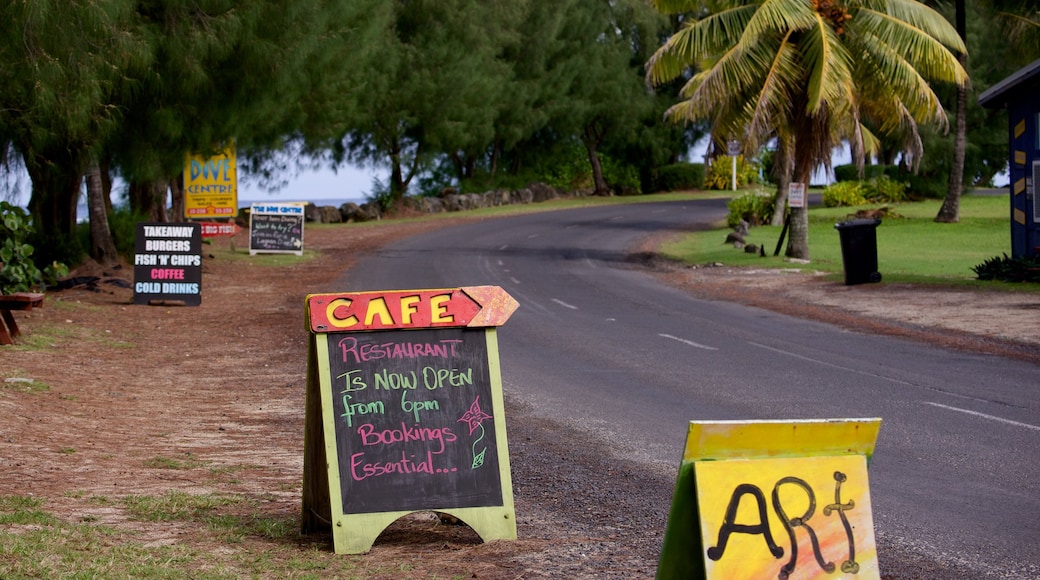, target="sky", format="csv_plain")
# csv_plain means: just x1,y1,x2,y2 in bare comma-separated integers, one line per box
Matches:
238,163,377,205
